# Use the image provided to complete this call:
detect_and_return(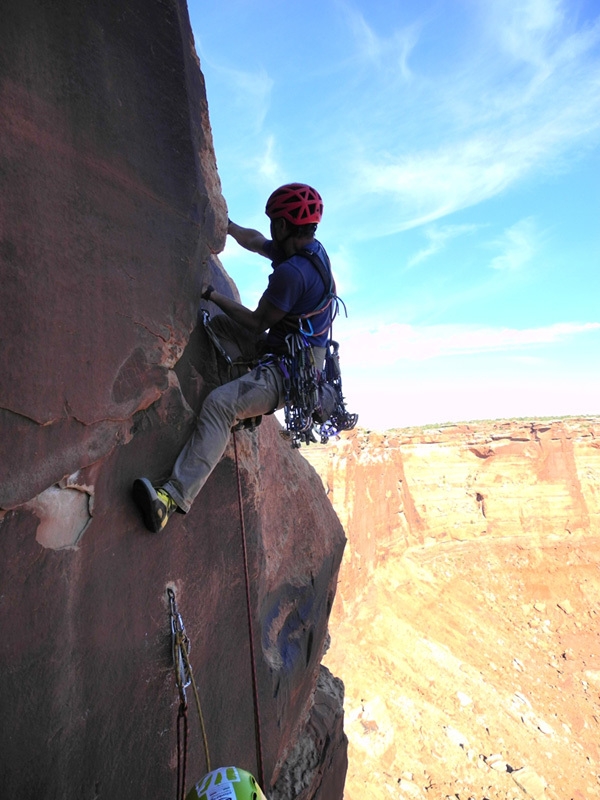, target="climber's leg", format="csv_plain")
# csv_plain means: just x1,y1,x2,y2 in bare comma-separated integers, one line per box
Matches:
132,362,284,531
163,363,284,512
207,313,266,379
131,478,179,533
132,314,278,532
